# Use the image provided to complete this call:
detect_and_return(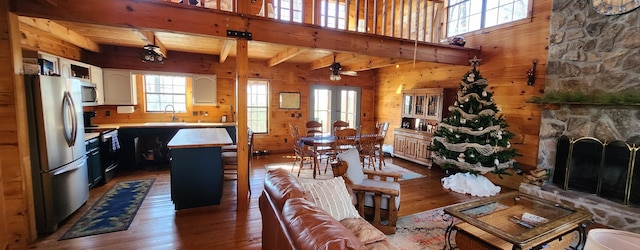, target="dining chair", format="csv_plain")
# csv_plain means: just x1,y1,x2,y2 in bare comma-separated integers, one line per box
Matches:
291,134,319,177
334,128,358,155
221,128,254,195
332,120,349,134
375,122,390,168
305,120,323,137
358,135,379,169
